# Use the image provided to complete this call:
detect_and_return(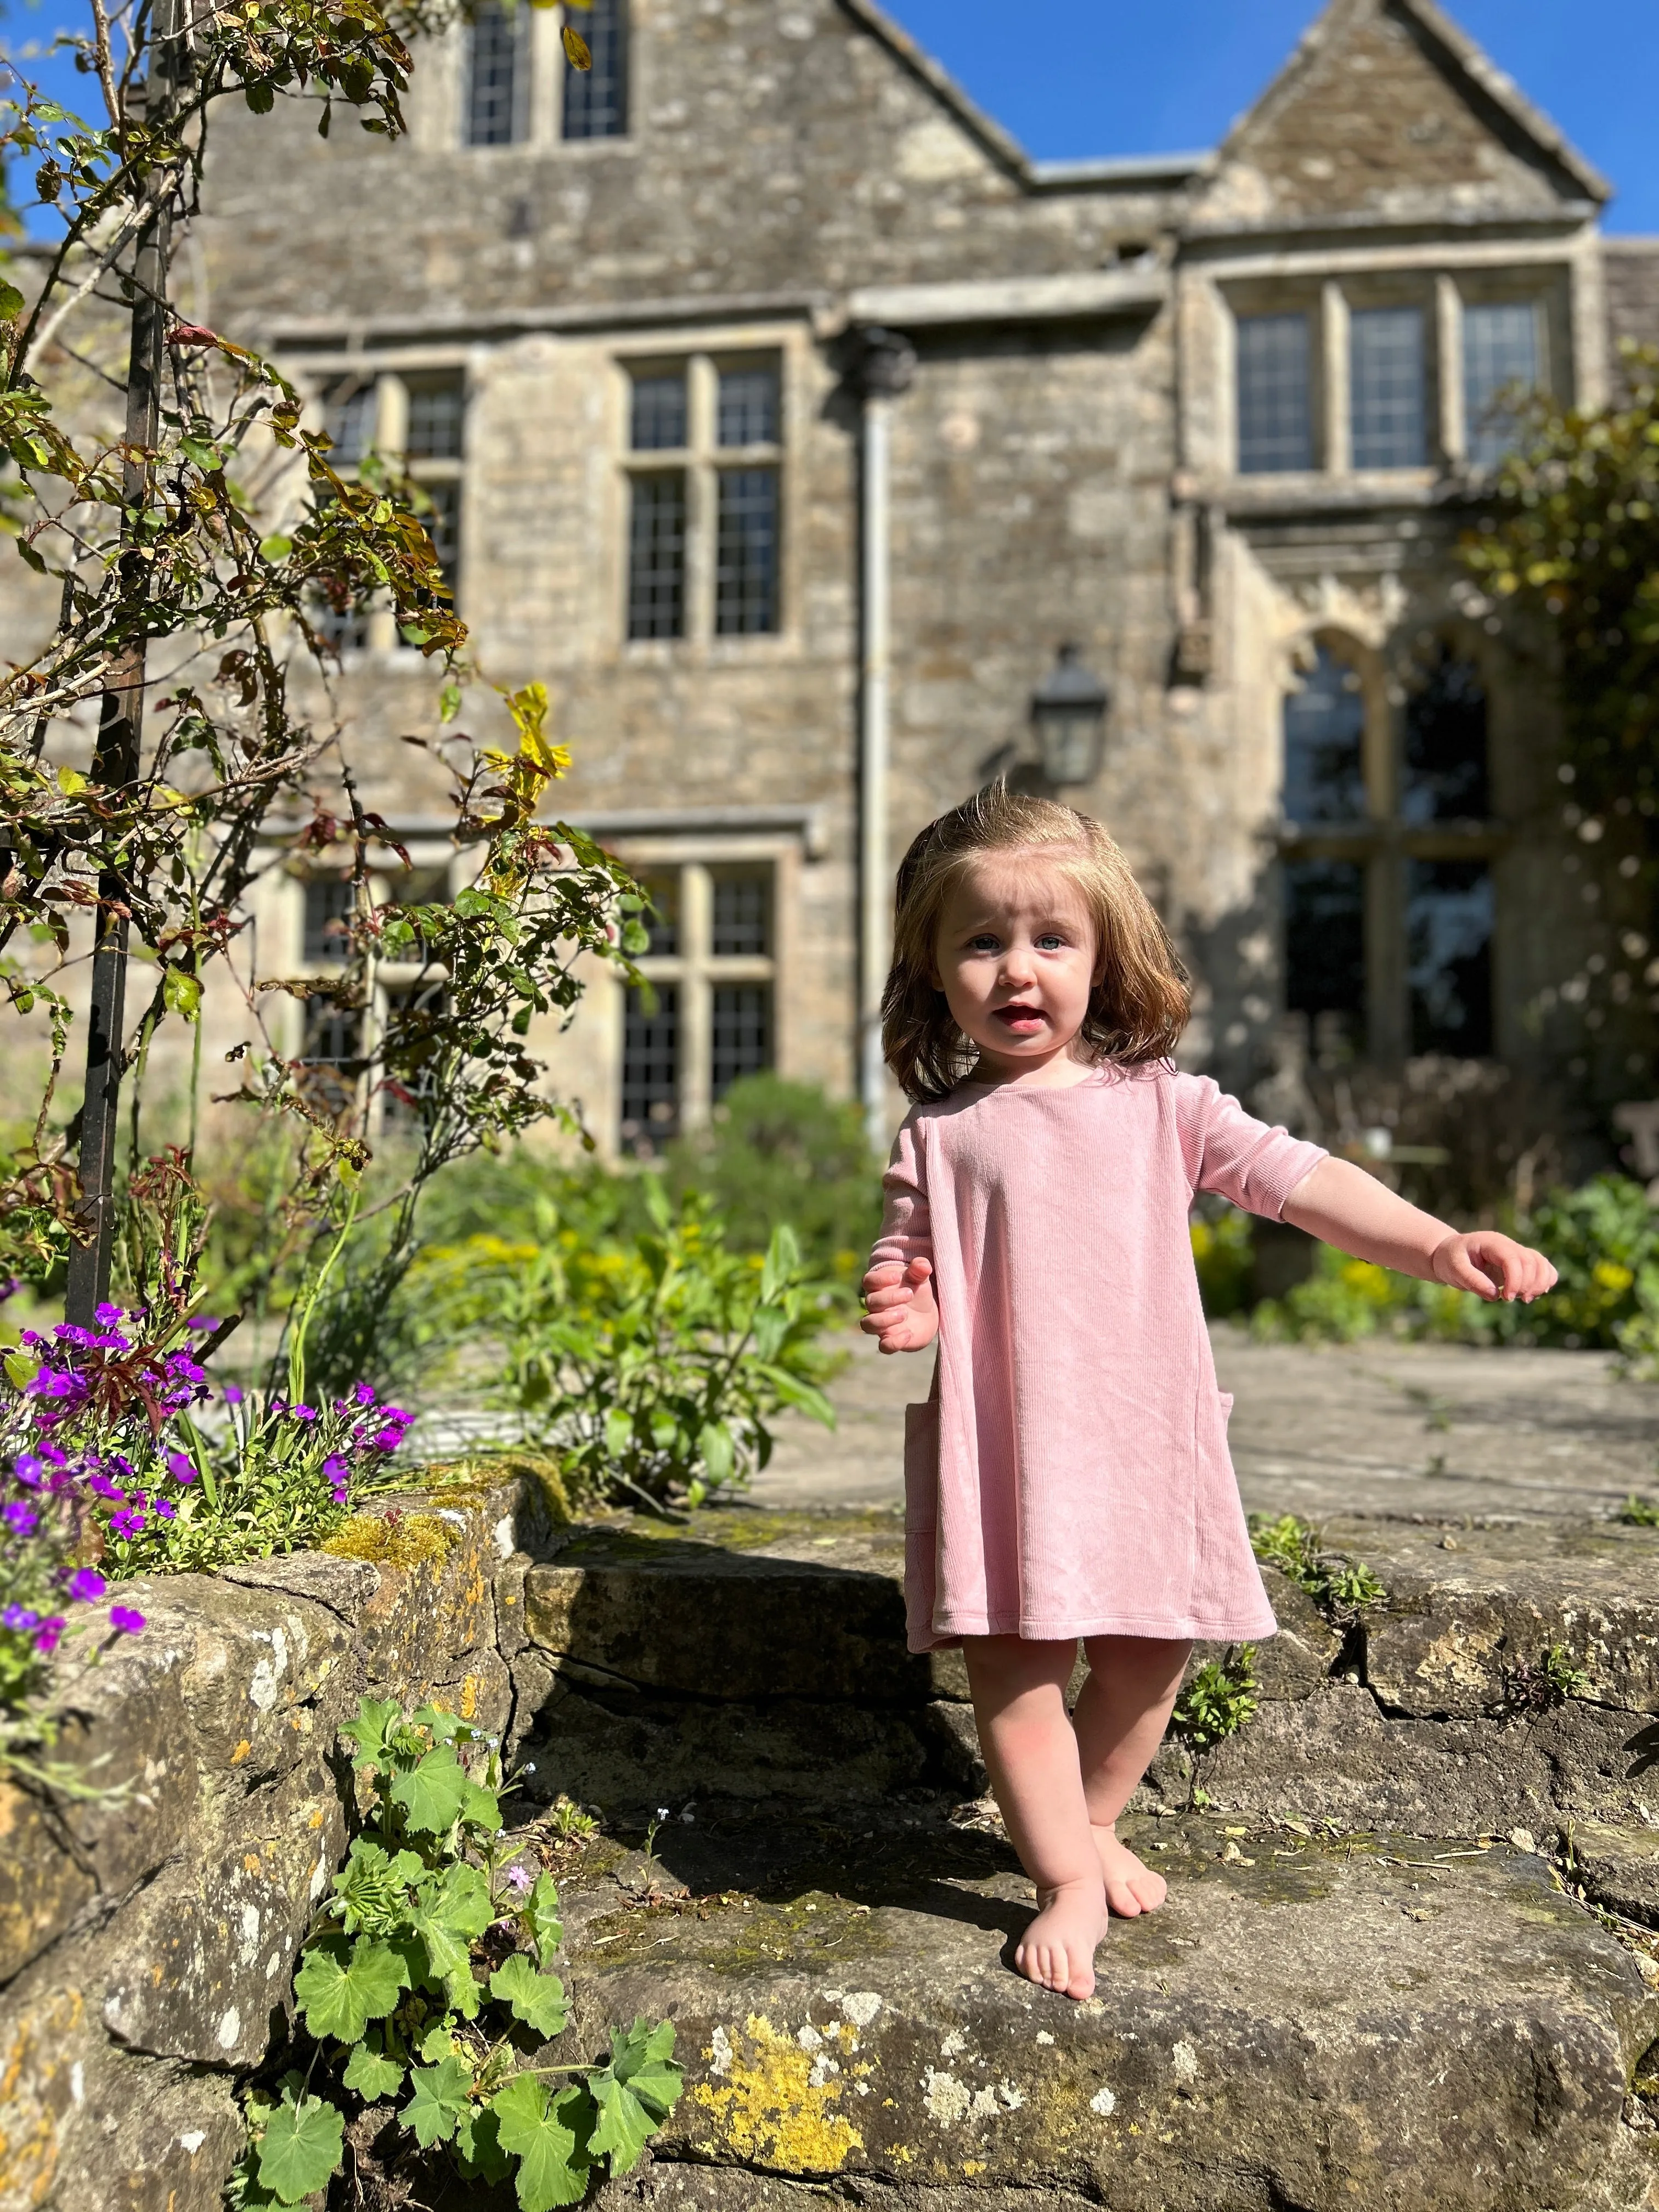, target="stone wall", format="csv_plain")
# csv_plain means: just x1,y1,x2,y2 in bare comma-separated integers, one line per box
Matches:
0,1474,553,2212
